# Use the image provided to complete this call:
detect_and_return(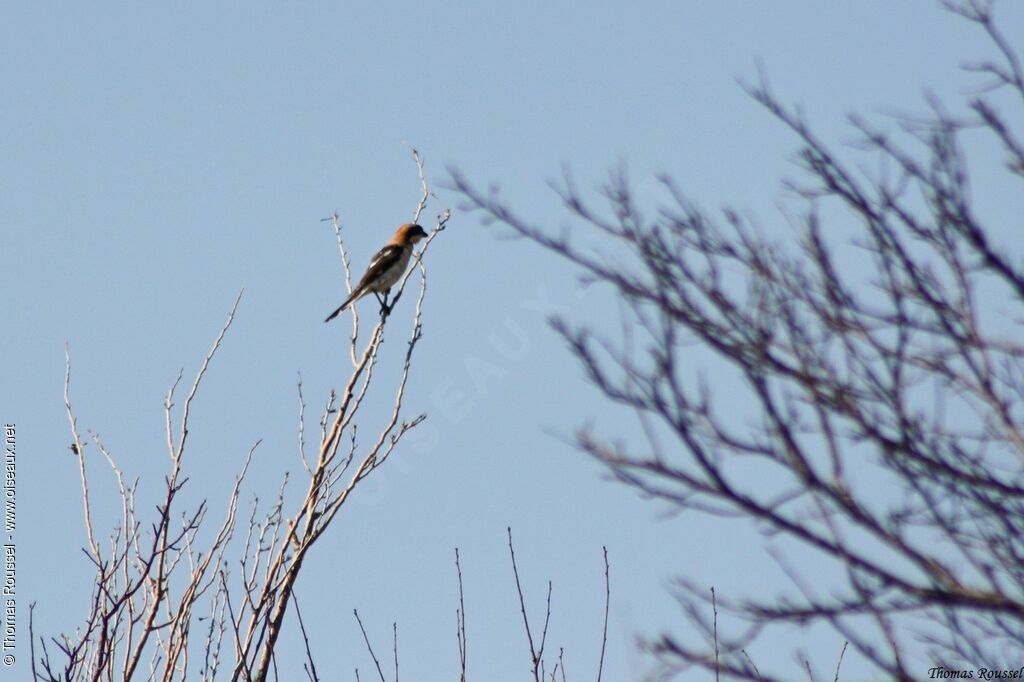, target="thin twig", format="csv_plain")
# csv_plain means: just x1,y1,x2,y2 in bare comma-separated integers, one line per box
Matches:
537,581,552,672
176,289,244,460
328,211,360,367
455,548,467,682
64,344,100,560
742,650,763,681
833,641,848,682
29,602,39,680
294,595,320,682
712,587,720,682
404,143,431,224
297,373,312,474
508,527,540,681
597,546,610,682
353,610,386,682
